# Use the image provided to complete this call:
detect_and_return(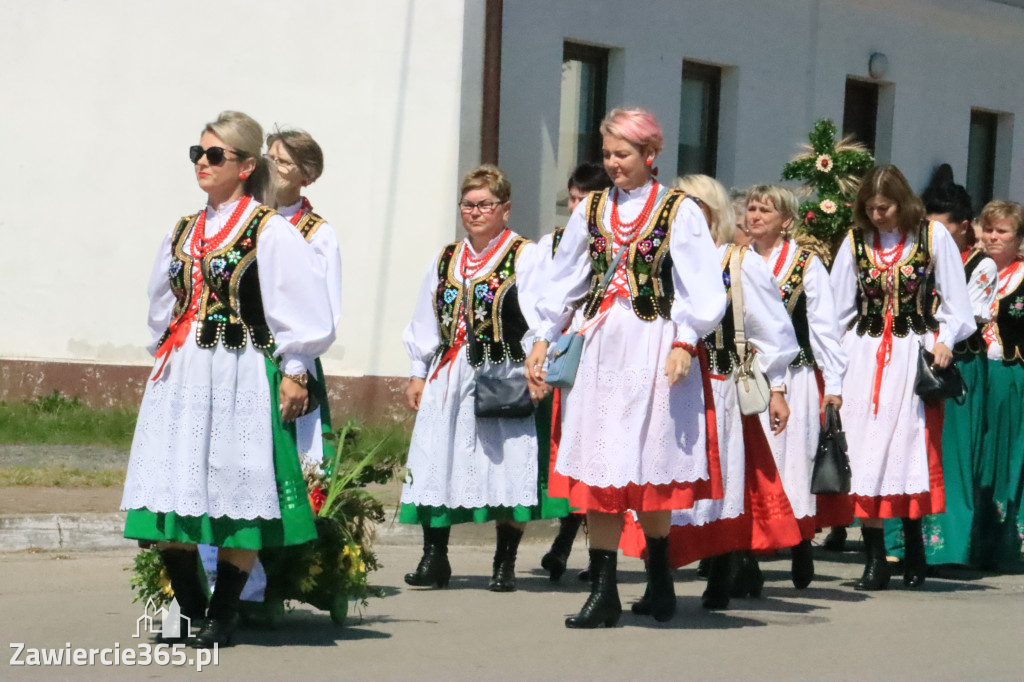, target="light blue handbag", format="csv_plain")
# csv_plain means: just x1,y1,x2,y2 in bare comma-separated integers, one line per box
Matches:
544,246,627,389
